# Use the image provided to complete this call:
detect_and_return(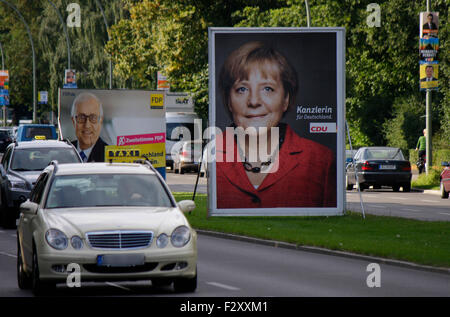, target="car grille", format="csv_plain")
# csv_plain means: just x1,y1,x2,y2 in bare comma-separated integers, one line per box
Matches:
86,231,153,250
